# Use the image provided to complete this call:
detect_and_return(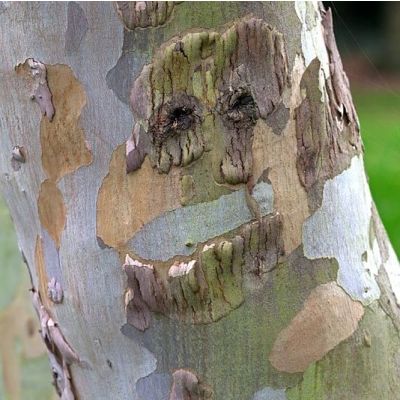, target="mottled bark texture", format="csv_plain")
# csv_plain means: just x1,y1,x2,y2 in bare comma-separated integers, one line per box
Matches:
1,2,400,400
